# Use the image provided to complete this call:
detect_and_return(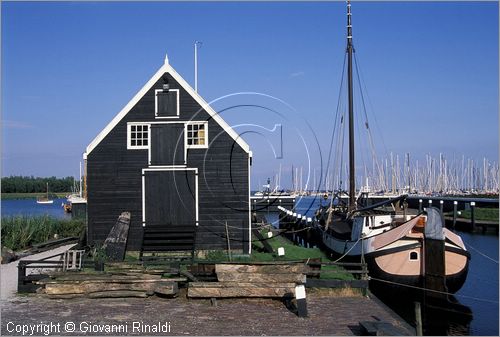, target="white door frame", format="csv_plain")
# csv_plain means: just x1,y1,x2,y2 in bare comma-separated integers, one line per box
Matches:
141,167,199,228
